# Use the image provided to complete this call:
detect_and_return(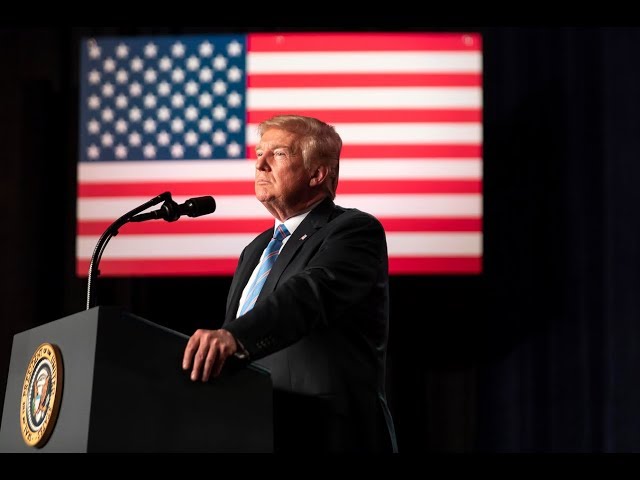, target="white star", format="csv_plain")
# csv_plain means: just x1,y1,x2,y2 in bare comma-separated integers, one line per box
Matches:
227,115,241,132
227,91,242,108
88,95,101,109
88,69,101,84
143,93,157,109
157,81,171,97
157,106,171,122
144,43,158,58
171,93,185,109
129,81,142,97
227,66,242,82
184,130,198,146
157,131,171,146
87,119,100,134
143,143,156,158
185,80,199,96
198,142,212,157
129,107,142,122
213,54,227,71
213,79,227,96
212,105,227,121
199,92,213,108
130,57,143,72
185,106,199,121
101,132,114,147
116,69,128,84
186,55,200,71
87,144,100,159
227,141,241,157
199,67,213,83
212,129,227,146
159,56,172,72
171,118,185,133
88,40,101,59
129,131,142,147
171,143,184,158
115,94,128,109
103,57,116,73
144,68,157,84
198,117,212,133
199,41,214,57
101,108,114,123
171,68,185,83
227,40,242,57
101,82,114,97
115,119,128,134
171,42,186,58
116,43,129,59
144,118,157,133
115,144,128,159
